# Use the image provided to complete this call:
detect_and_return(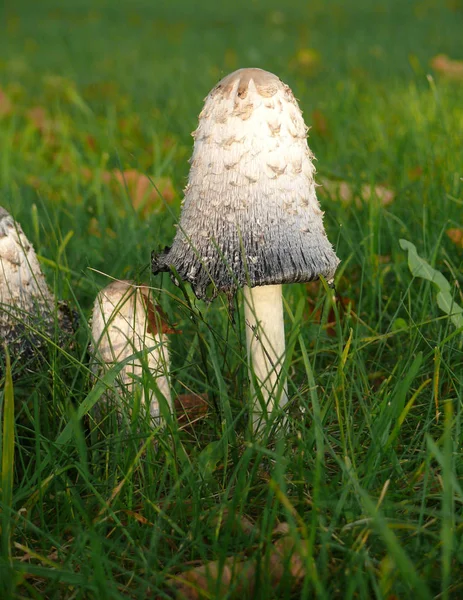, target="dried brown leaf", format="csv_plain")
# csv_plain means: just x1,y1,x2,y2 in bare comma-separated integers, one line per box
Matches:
81,168,176,215
139,287,178,336
272,536,306,582
175,393,209,423
172,559,239,599
26,106,57,146
430,54,463,80
168,530,307,600
376,254,391,265
446,228,463,248
272,522,291,537
123,510,151,526
113,170,176,215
